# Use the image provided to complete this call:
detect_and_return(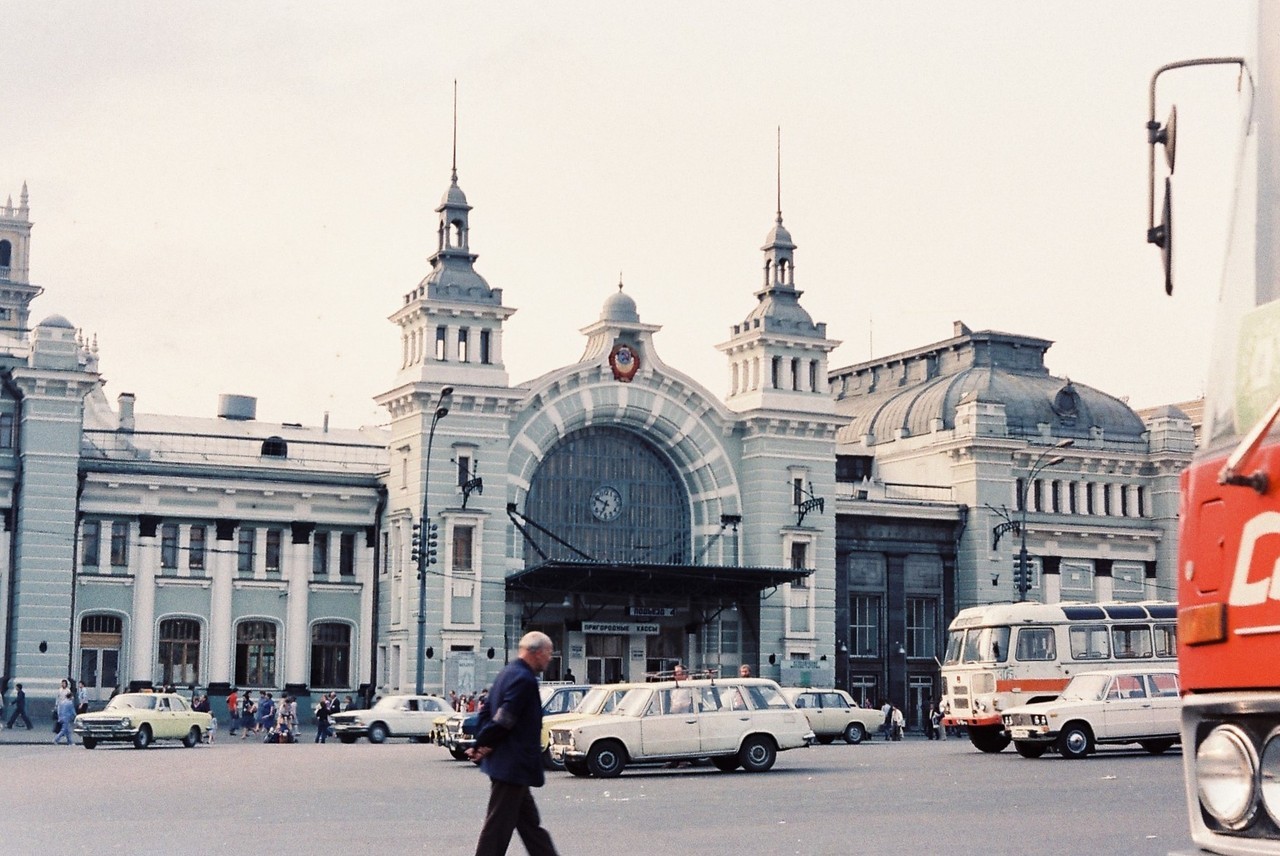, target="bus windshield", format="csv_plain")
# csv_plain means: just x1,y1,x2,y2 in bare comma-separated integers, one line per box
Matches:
958,626,1010,664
